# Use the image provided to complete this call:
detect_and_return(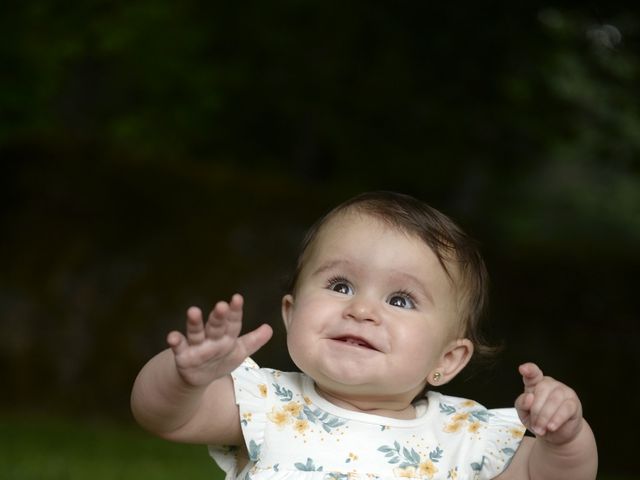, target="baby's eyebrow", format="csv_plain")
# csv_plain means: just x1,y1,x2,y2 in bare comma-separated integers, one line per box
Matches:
310,259,352,278
389,271,435,306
